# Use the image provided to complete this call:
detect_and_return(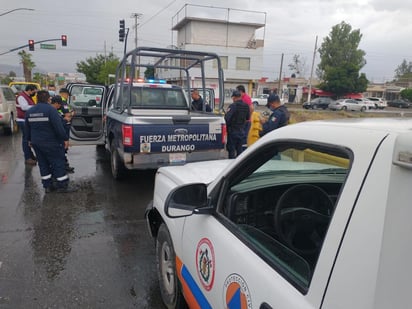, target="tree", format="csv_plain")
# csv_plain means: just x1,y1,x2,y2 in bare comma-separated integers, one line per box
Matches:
76,53,120,84
317,21,367,97
18,50,36,82
400,88,412,102
33,72,48,87
394,59,412,83
288,54,307,77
